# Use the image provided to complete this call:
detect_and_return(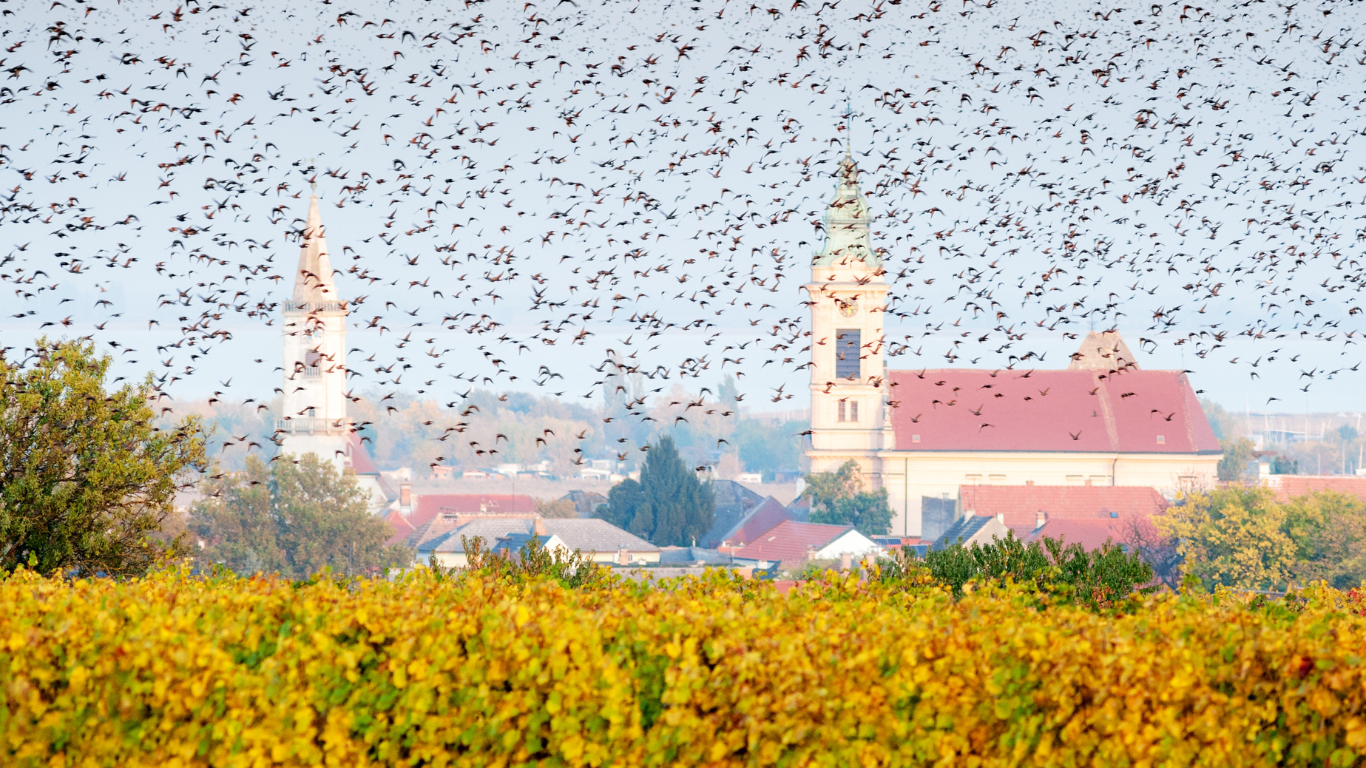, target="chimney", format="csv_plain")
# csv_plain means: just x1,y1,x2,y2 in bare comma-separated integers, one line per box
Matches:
399,483,412,515
533,516,546,537
618,546,629,566
840,552,852,572
806,544,817,562
1035,510,1047,531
